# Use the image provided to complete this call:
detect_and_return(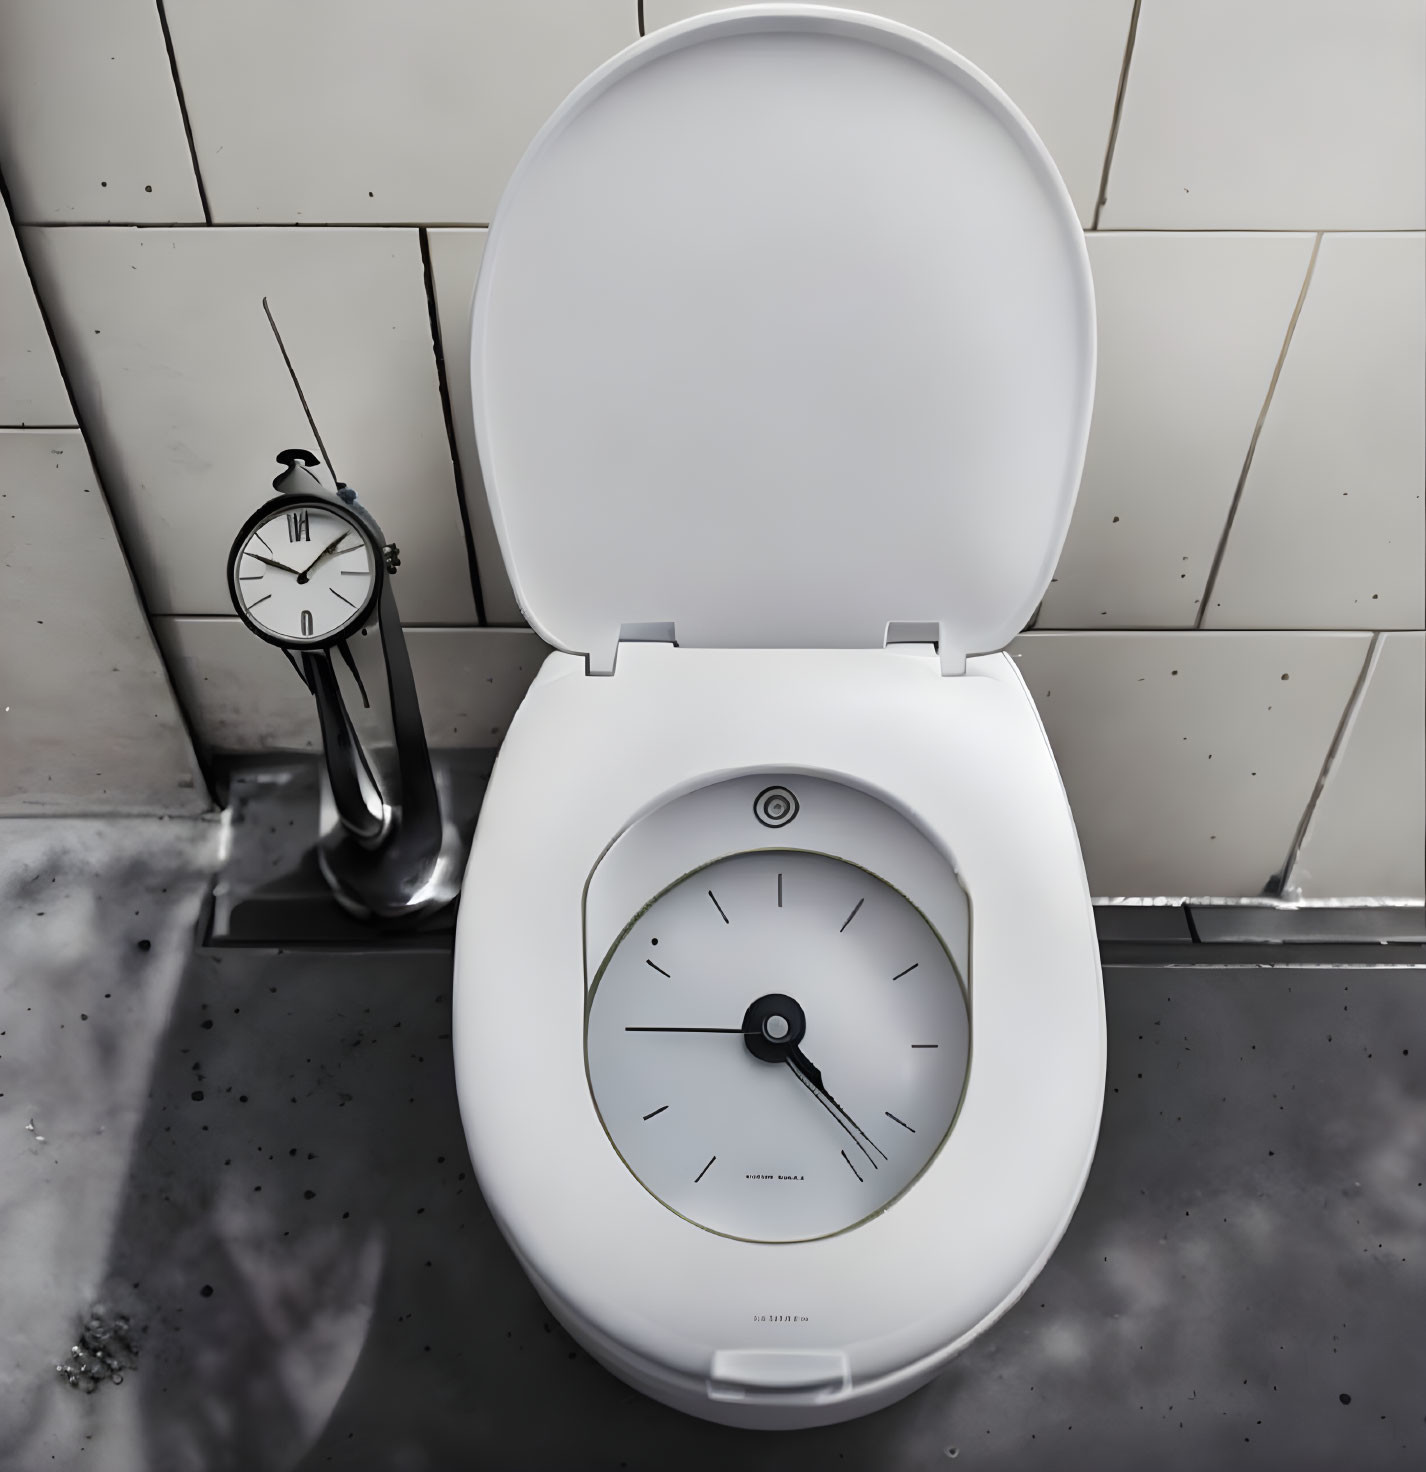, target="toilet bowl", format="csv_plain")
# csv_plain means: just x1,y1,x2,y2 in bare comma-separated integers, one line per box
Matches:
452,5,1104,1428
